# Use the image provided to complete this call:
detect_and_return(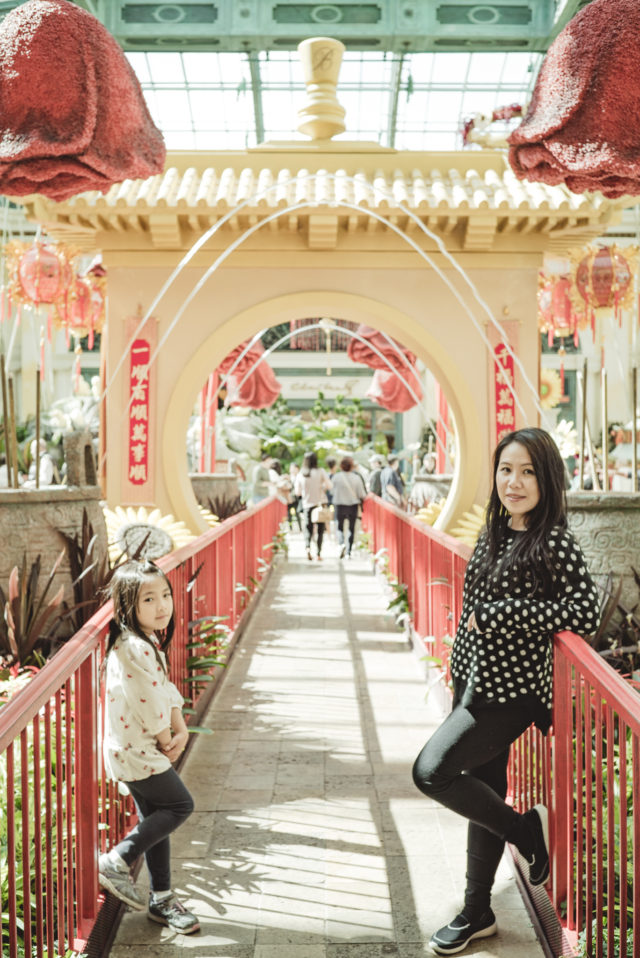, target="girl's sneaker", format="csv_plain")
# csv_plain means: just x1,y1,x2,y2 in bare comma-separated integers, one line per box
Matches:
98,854,145,911
148,894,200,934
